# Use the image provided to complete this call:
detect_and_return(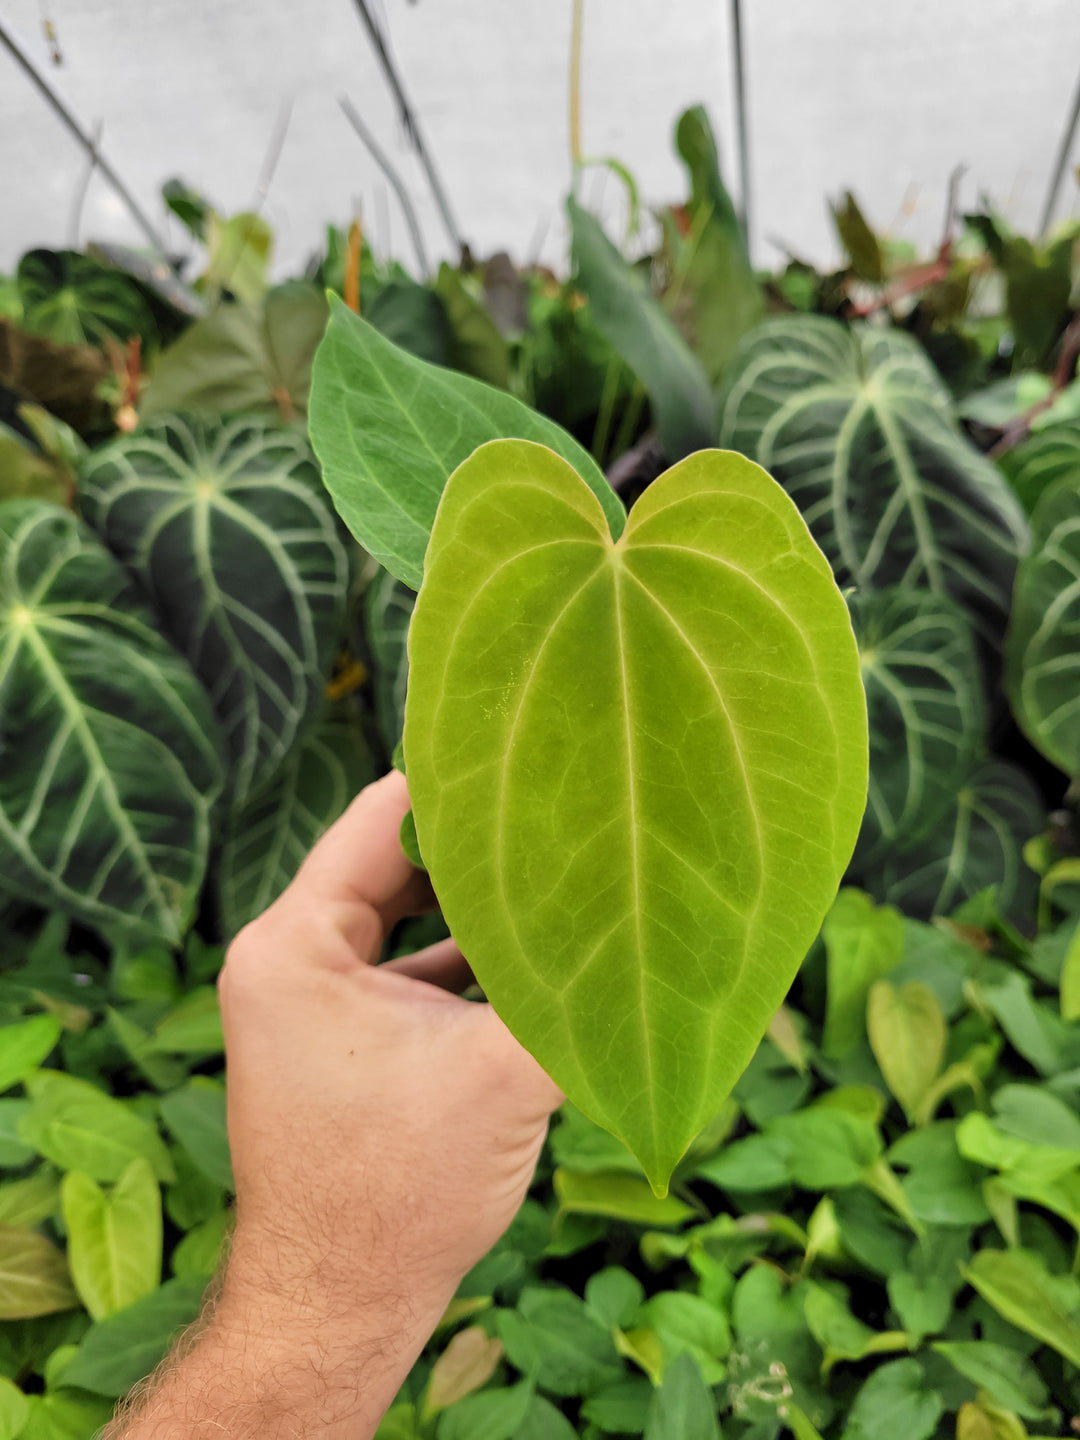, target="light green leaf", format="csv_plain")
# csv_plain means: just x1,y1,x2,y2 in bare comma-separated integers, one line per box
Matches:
80,415,347,810
1061,921,1080,1020
496,1289,620,1397
149,987,223,1056
19,1071,174,1183
425,1325,504,1414
867,980,946,1120
159,1078,232,1190
17,1390,114,1440
0,1166,60,1228
405,440,866,1189
62,1158,161,1320
839,1358,942,1440
0,1099,34,1167
219,709,373,936
822,888,904,1059
875,761,1043,924
309,296,623,589
0,501,225,943
170,1208,230,1278
641,1291,730,1382
436,1381,532,1440
766,1106,882,1189
141,282,328,421
585,1267,645,1330
1006,468,1080,776
803,1282,908,1371
849,588,985,865
0,1376,29,1440
0,1225,76,1319
932,1341,1049,1420
60,1275,207,1396
554,1168,696,1227
198,211,272,305
643,1351,720,1440
568,197,717,460
719,317,1027,642
0,1015,61,1093
963,1248,1080,1368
